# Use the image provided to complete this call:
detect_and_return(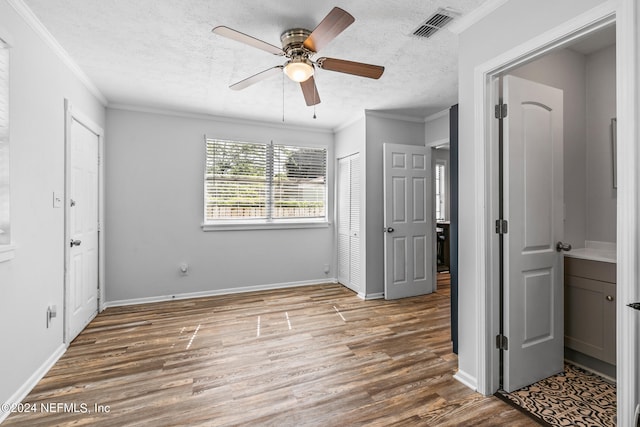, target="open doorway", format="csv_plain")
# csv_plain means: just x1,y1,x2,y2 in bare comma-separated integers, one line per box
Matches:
484,20,618,427
506,25,617,381
467,2,639,425
490,24,616,425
